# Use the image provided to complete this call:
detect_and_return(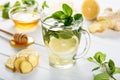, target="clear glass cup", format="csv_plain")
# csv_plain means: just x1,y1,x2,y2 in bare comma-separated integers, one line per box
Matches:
9,5,41,32
40,5,90,69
